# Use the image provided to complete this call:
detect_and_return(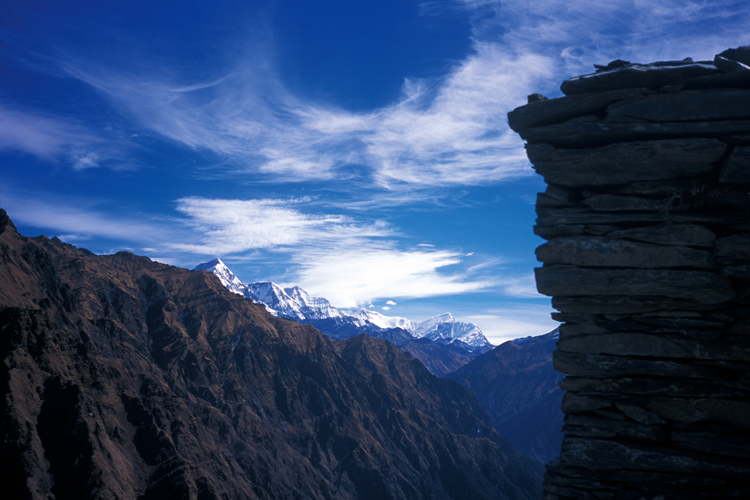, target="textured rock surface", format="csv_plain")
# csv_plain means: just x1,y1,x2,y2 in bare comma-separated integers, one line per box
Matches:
0,210,543,500
510,45,750,500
